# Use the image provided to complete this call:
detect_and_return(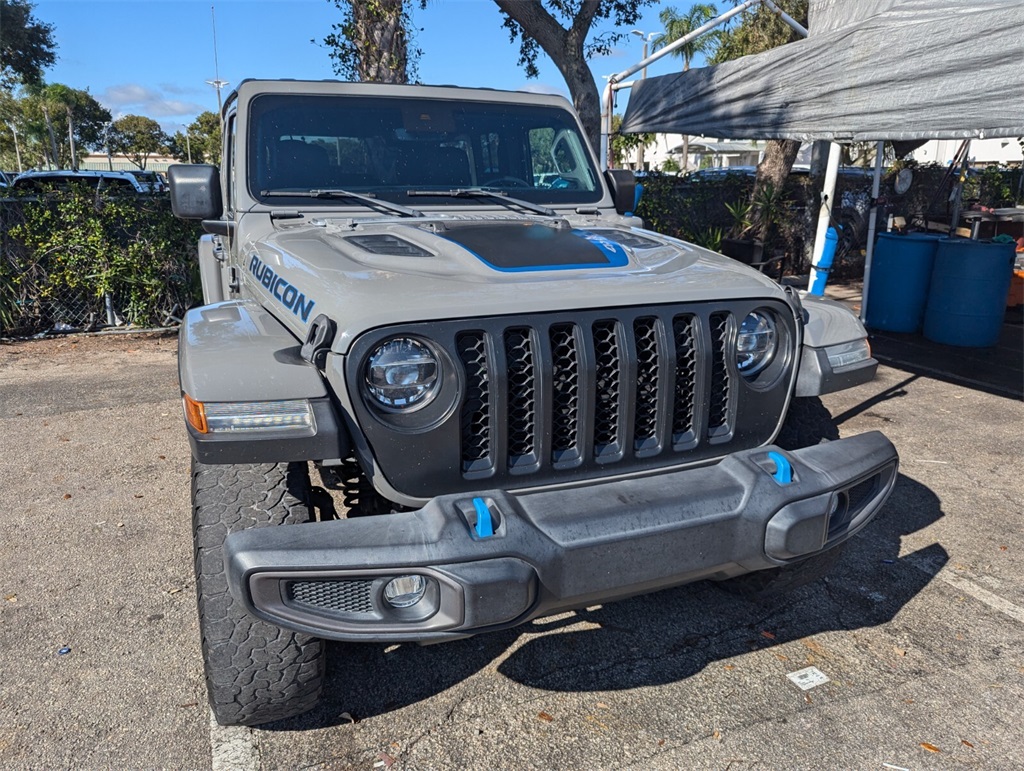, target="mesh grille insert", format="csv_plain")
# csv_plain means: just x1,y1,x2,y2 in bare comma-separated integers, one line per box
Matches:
288,579,375,614
672,315,698,444
633,316,661,451
707,312,732,435
592,319,622,454
550,323,581,461
457,331,491,471
504,328,537,464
